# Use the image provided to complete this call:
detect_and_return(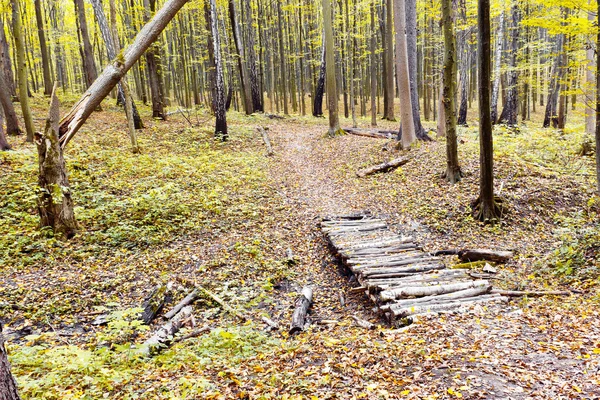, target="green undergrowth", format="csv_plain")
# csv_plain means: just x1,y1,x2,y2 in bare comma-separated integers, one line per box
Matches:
0,110,266,268
9,311,281,399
